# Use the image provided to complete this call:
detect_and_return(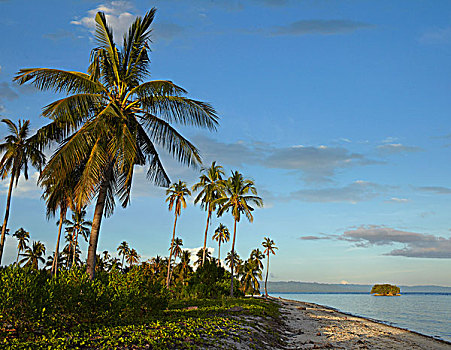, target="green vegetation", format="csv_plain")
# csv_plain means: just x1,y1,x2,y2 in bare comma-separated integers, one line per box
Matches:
371,284,401,296
0,8,281,349
0,266,280,349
